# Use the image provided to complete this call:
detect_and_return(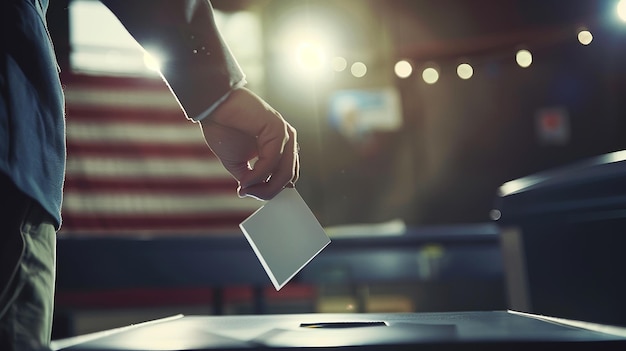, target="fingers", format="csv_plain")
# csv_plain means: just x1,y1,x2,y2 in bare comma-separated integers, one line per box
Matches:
239,123,299,200
289,142,300,186
200,119,257,180
237,125,285,189
289,151,300,186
